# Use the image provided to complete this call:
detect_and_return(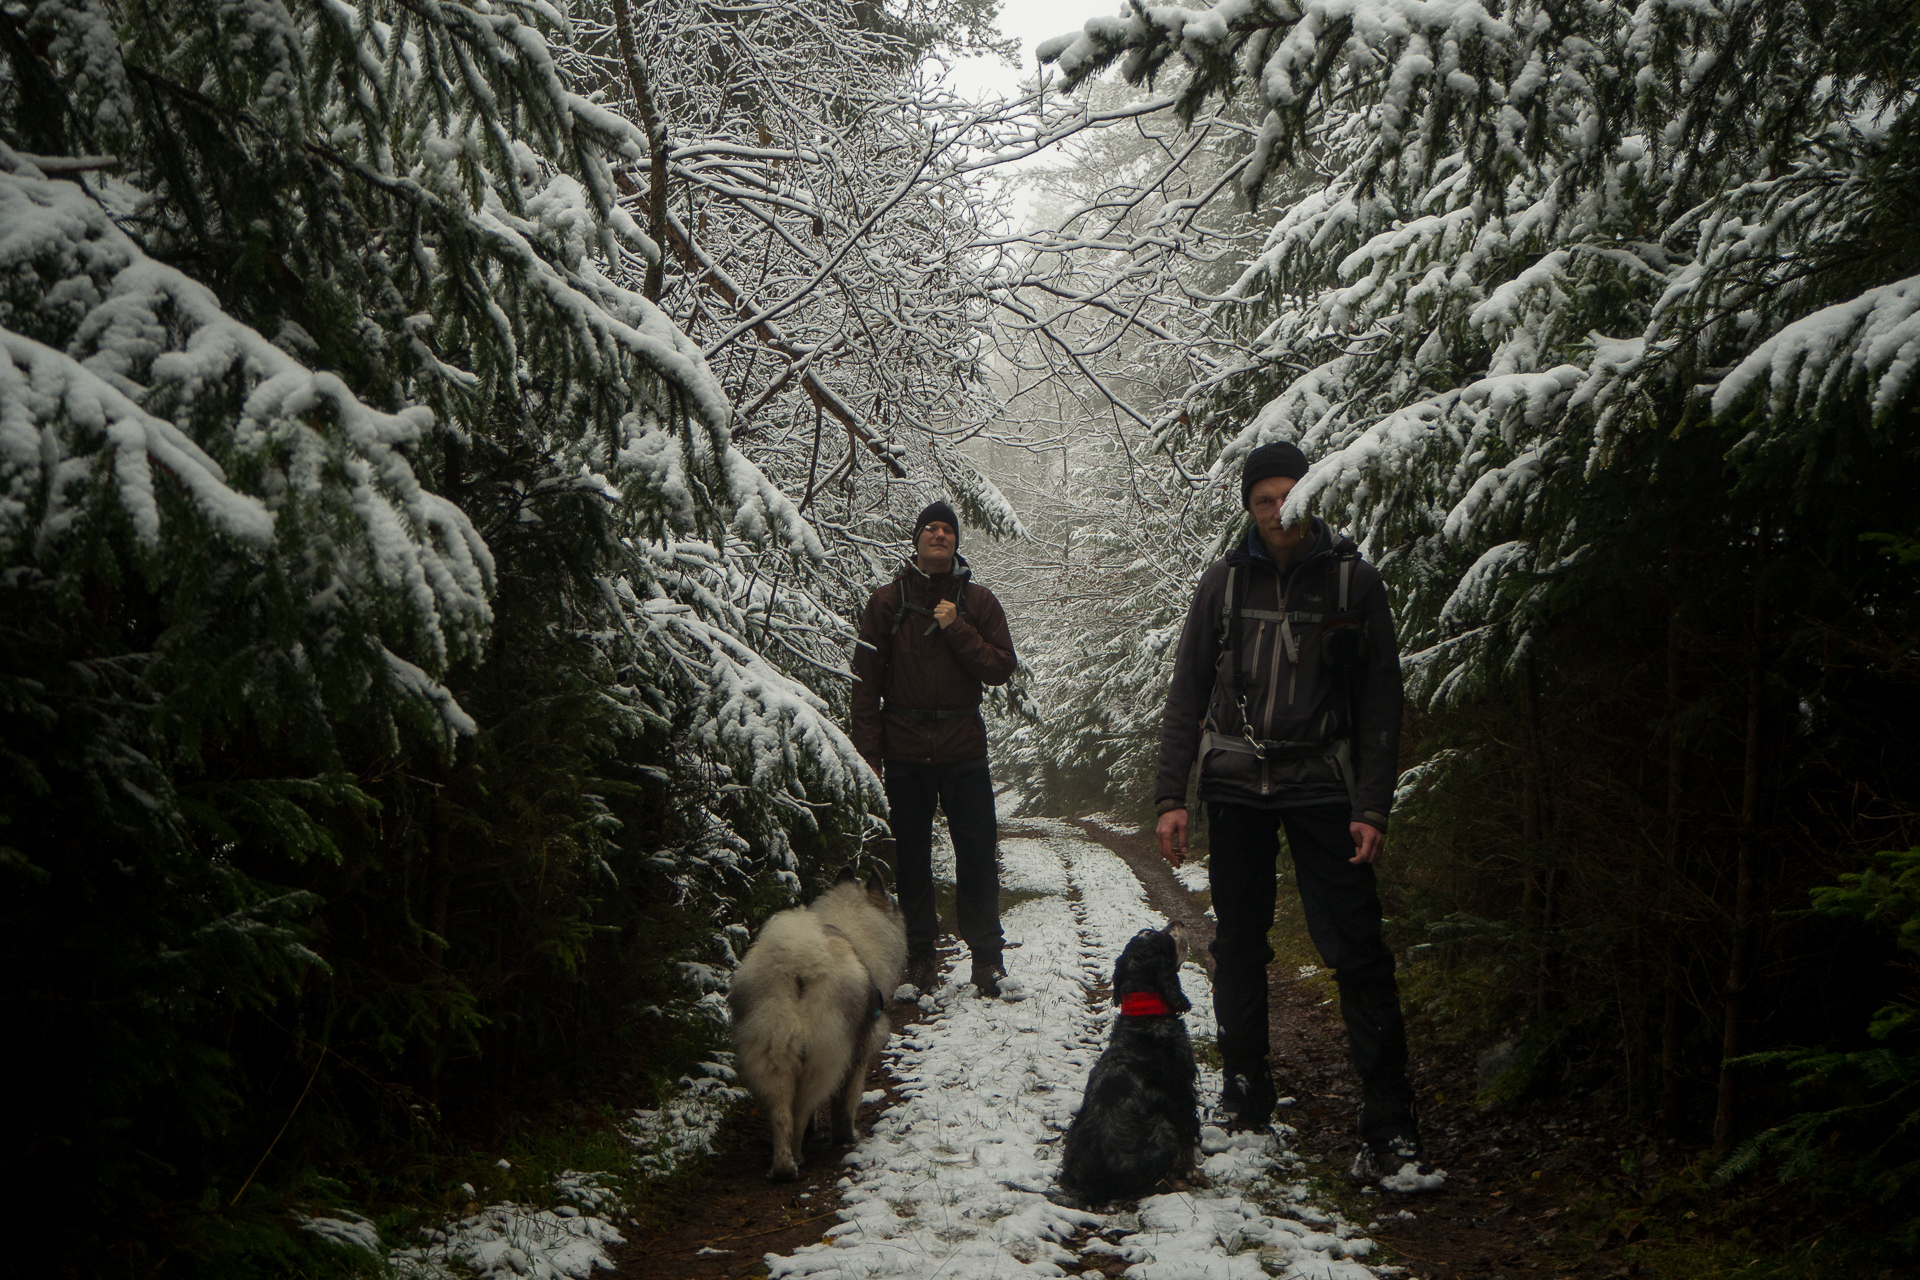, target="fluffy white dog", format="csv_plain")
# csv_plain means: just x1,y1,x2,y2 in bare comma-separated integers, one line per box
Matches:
728,866,907,1181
